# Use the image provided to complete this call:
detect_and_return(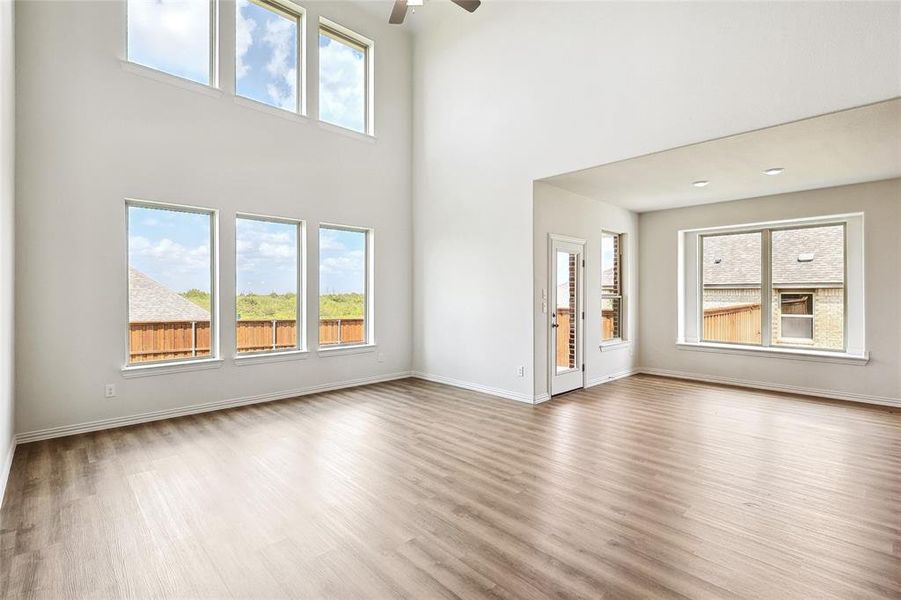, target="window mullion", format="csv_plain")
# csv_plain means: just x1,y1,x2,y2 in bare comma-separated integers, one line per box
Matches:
761,229,772,347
